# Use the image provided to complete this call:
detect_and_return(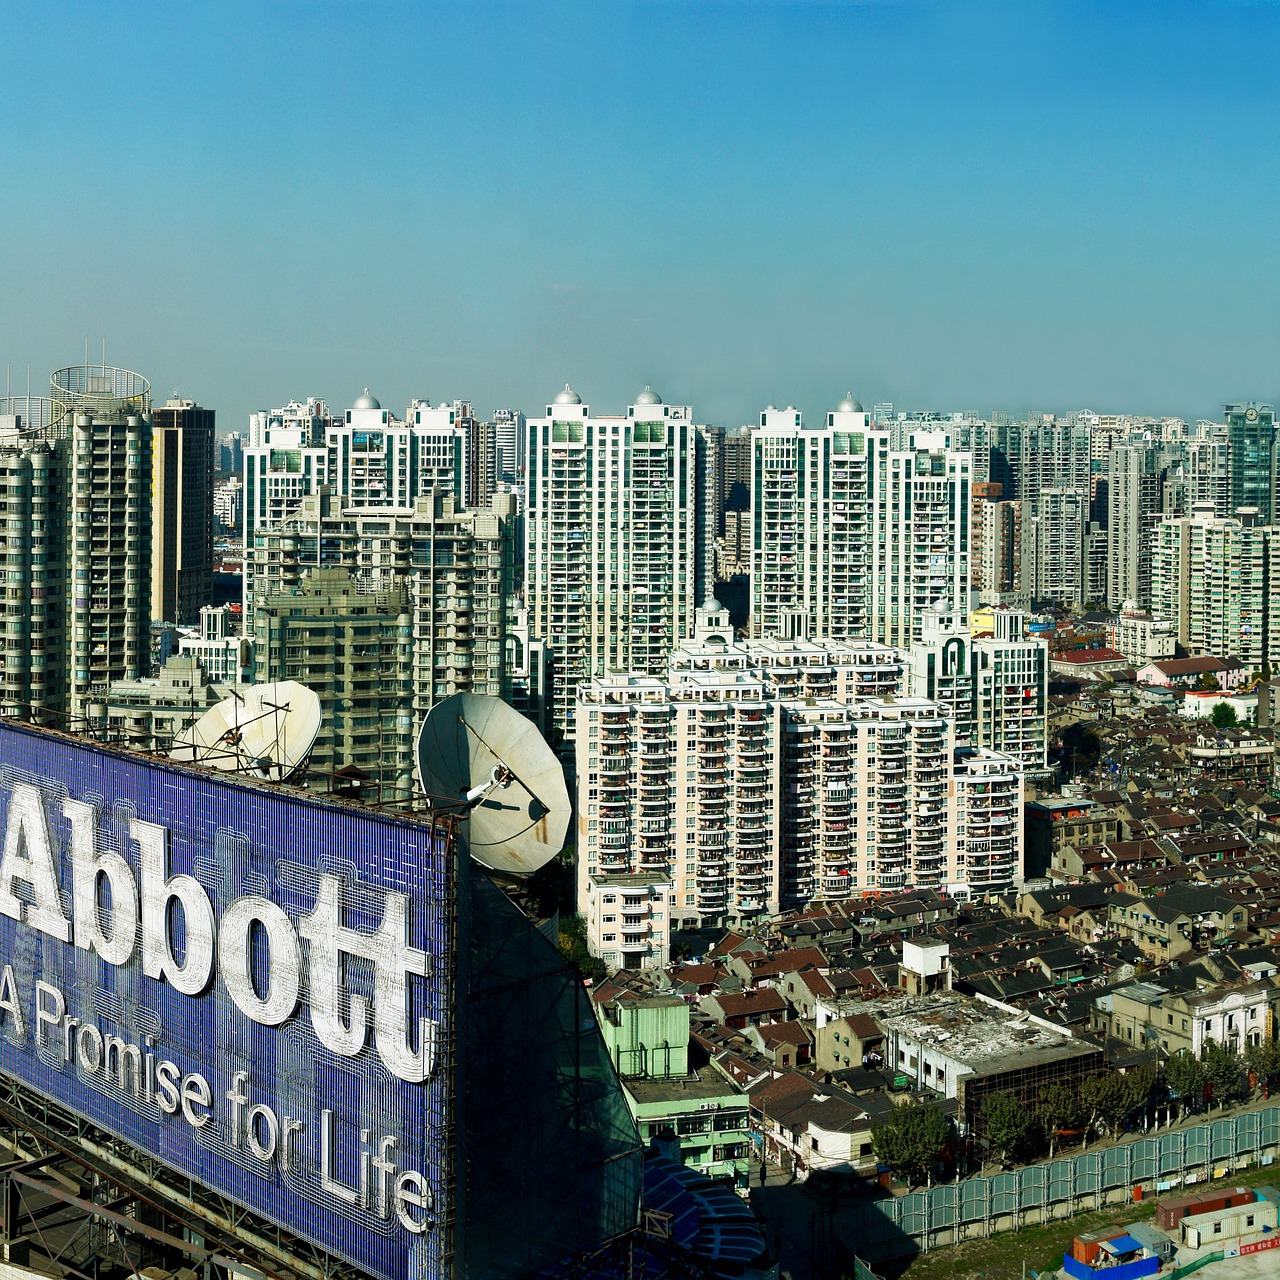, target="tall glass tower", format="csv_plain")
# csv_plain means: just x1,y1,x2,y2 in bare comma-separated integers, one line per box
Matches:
1226,401,1277,521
